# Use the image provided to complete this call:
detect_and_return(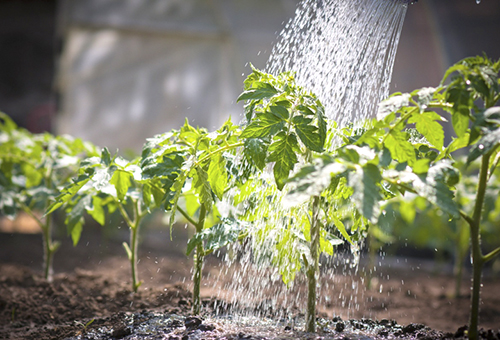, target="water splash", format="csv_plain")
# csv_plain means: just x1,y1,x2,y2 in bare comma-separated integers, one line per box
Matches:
267,0,408,128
